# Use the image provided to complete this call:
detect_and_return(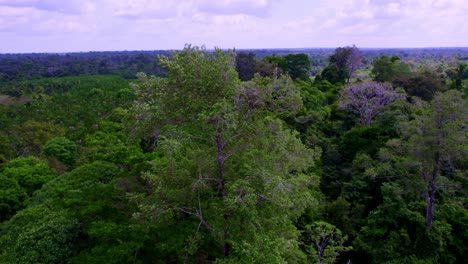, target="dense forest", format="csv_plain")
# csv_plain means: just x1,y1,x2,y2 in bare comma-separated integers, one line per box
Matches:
0,45,466,263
